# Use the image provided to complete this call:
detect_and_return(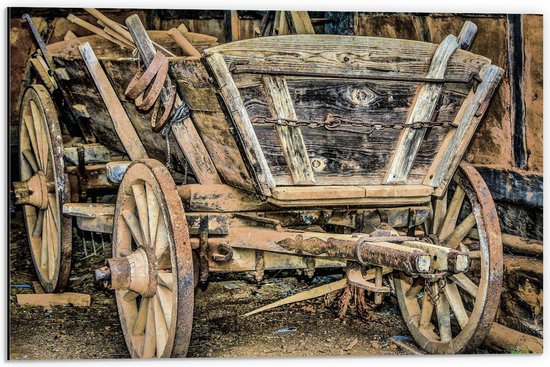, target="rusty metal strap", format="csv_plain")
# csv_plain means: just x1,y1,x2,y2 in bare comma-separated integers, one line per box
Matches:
124,51,165,100
229,62,482,86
